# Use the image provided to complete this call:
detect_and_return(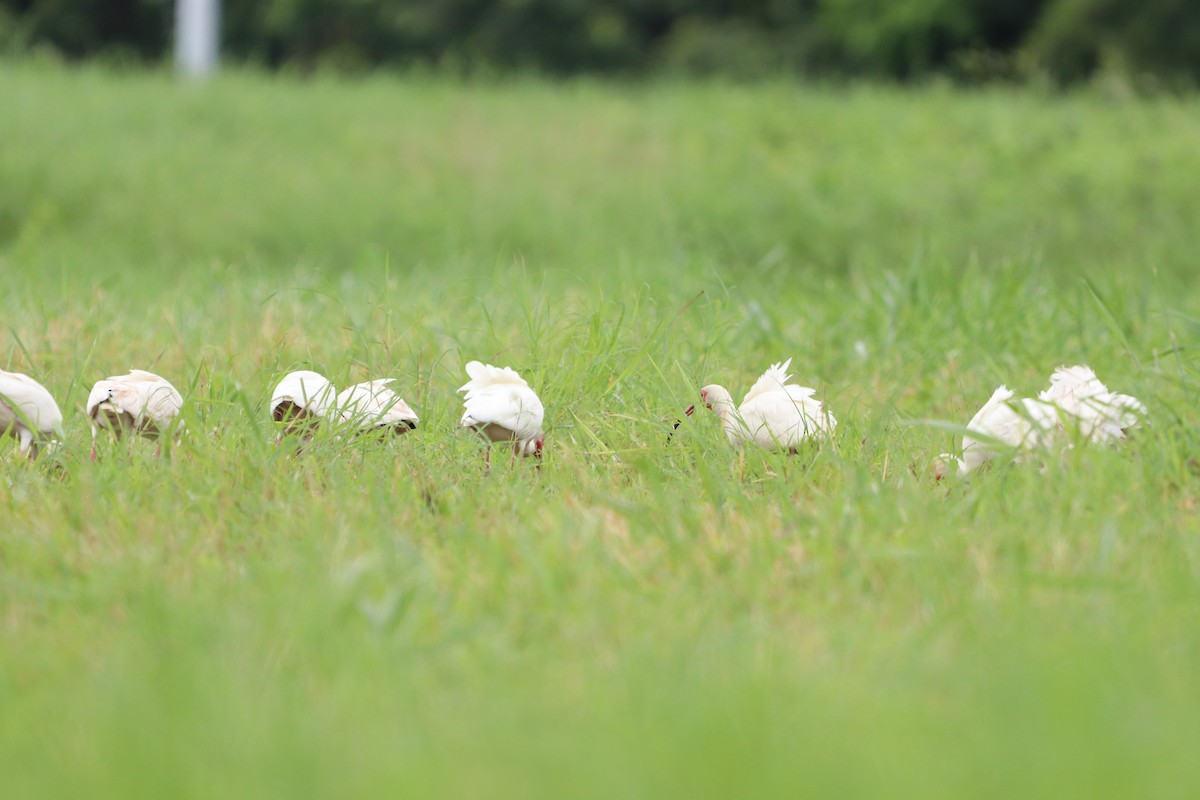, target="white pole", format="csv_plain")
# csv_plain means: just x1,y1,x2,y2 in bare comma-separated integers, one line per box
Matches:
175,0,219,79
